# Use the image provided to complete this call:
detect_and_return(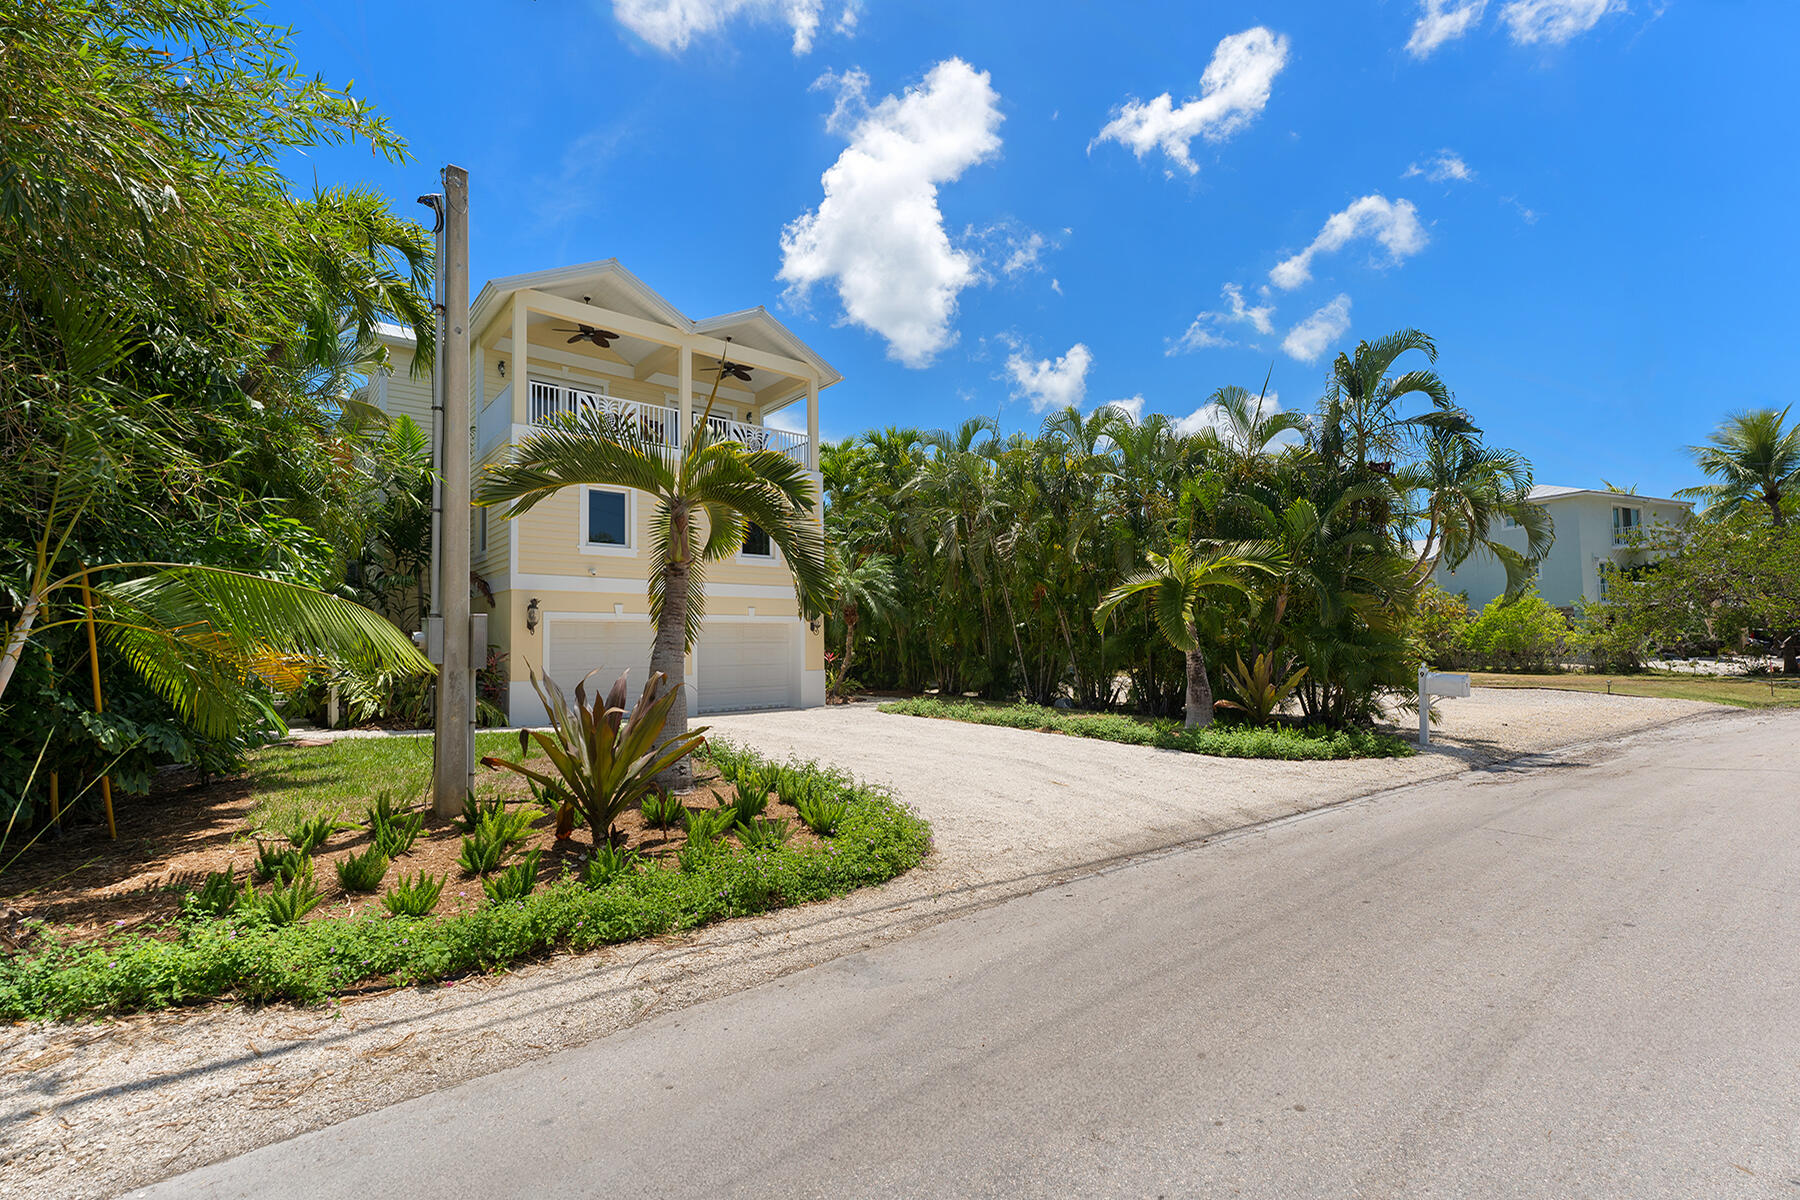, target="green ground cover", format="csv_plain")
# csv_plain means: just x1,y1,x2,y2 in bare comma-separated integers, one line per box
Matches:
878,698,1413,761
0,741,930,1021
